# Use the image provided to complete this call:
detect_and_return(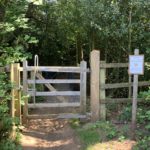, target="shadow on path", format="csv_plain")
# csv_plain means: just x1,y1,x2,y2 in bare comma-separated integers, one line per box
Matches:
21,119,81,150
